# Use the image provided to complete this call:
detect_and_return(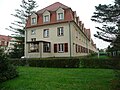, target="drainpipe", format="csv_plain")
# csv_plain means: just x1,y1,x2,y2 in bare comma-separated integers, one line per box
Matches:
69,21,72,57
25,29,27,58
